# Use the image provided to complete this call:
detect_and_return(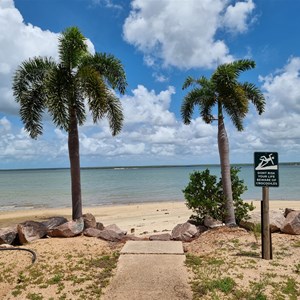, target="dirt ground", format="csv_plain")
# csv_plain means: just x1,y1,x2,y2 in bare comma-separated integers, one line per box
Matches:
185,226,300,299
0,227,299,299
